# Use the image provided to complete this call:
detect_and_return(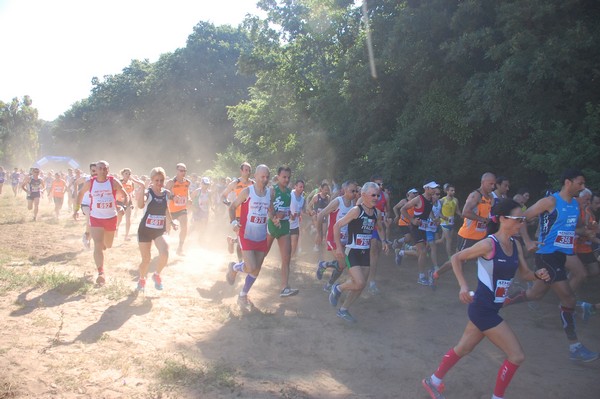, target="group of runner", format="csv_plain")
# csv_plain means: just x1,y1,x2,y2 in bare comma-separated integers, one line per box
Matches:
9,160,600,399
